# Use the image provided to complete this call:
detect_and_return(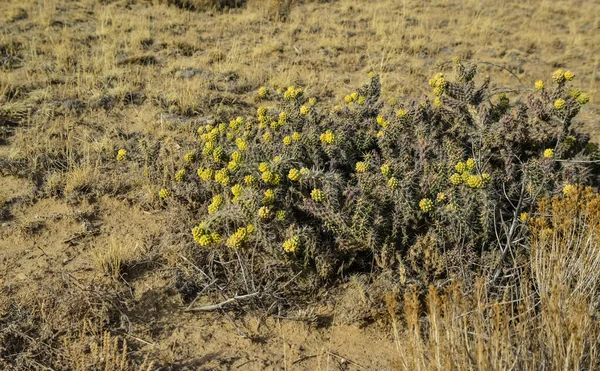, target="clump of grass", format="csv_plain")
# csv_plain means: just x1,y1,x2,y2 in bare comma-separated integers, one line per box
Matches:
64,166,99,198
0,195,11,221
19,218,45,236
92,238,138,279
